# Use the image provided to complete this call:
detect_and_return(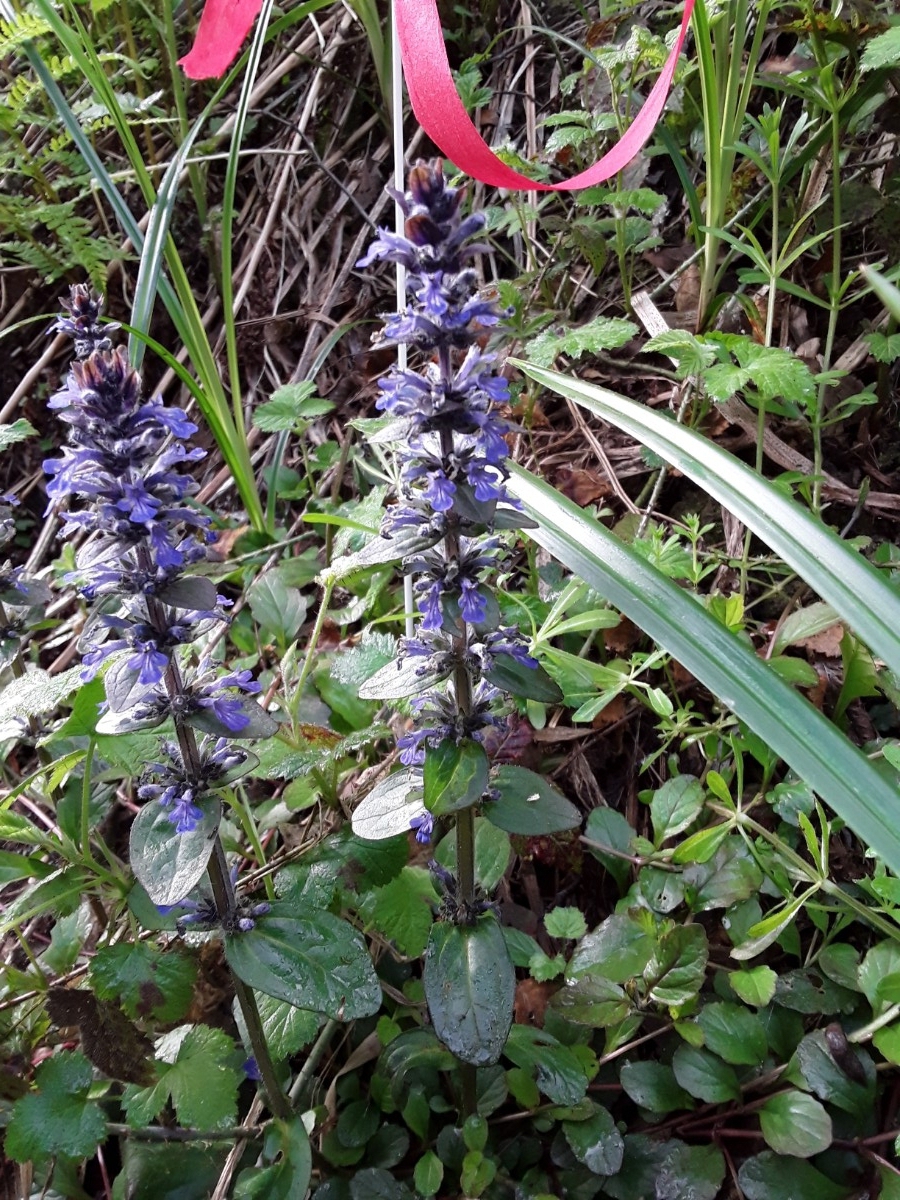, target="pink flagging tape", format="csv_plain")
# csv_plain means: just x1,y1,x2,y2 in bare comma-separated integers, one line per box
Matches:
180,0,694,187
179,0,264,79
395,0,695,191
